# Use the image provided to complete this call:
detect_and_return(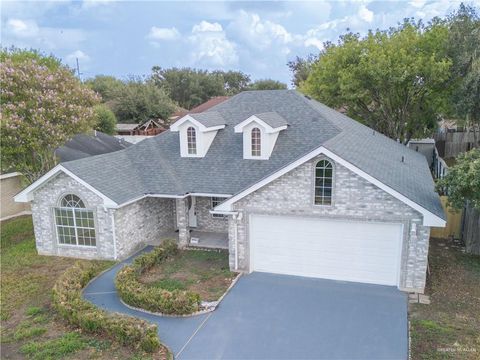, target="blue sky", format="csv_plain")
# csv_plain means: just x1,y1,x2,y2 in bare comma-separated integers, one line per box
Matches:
2,0,478,85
